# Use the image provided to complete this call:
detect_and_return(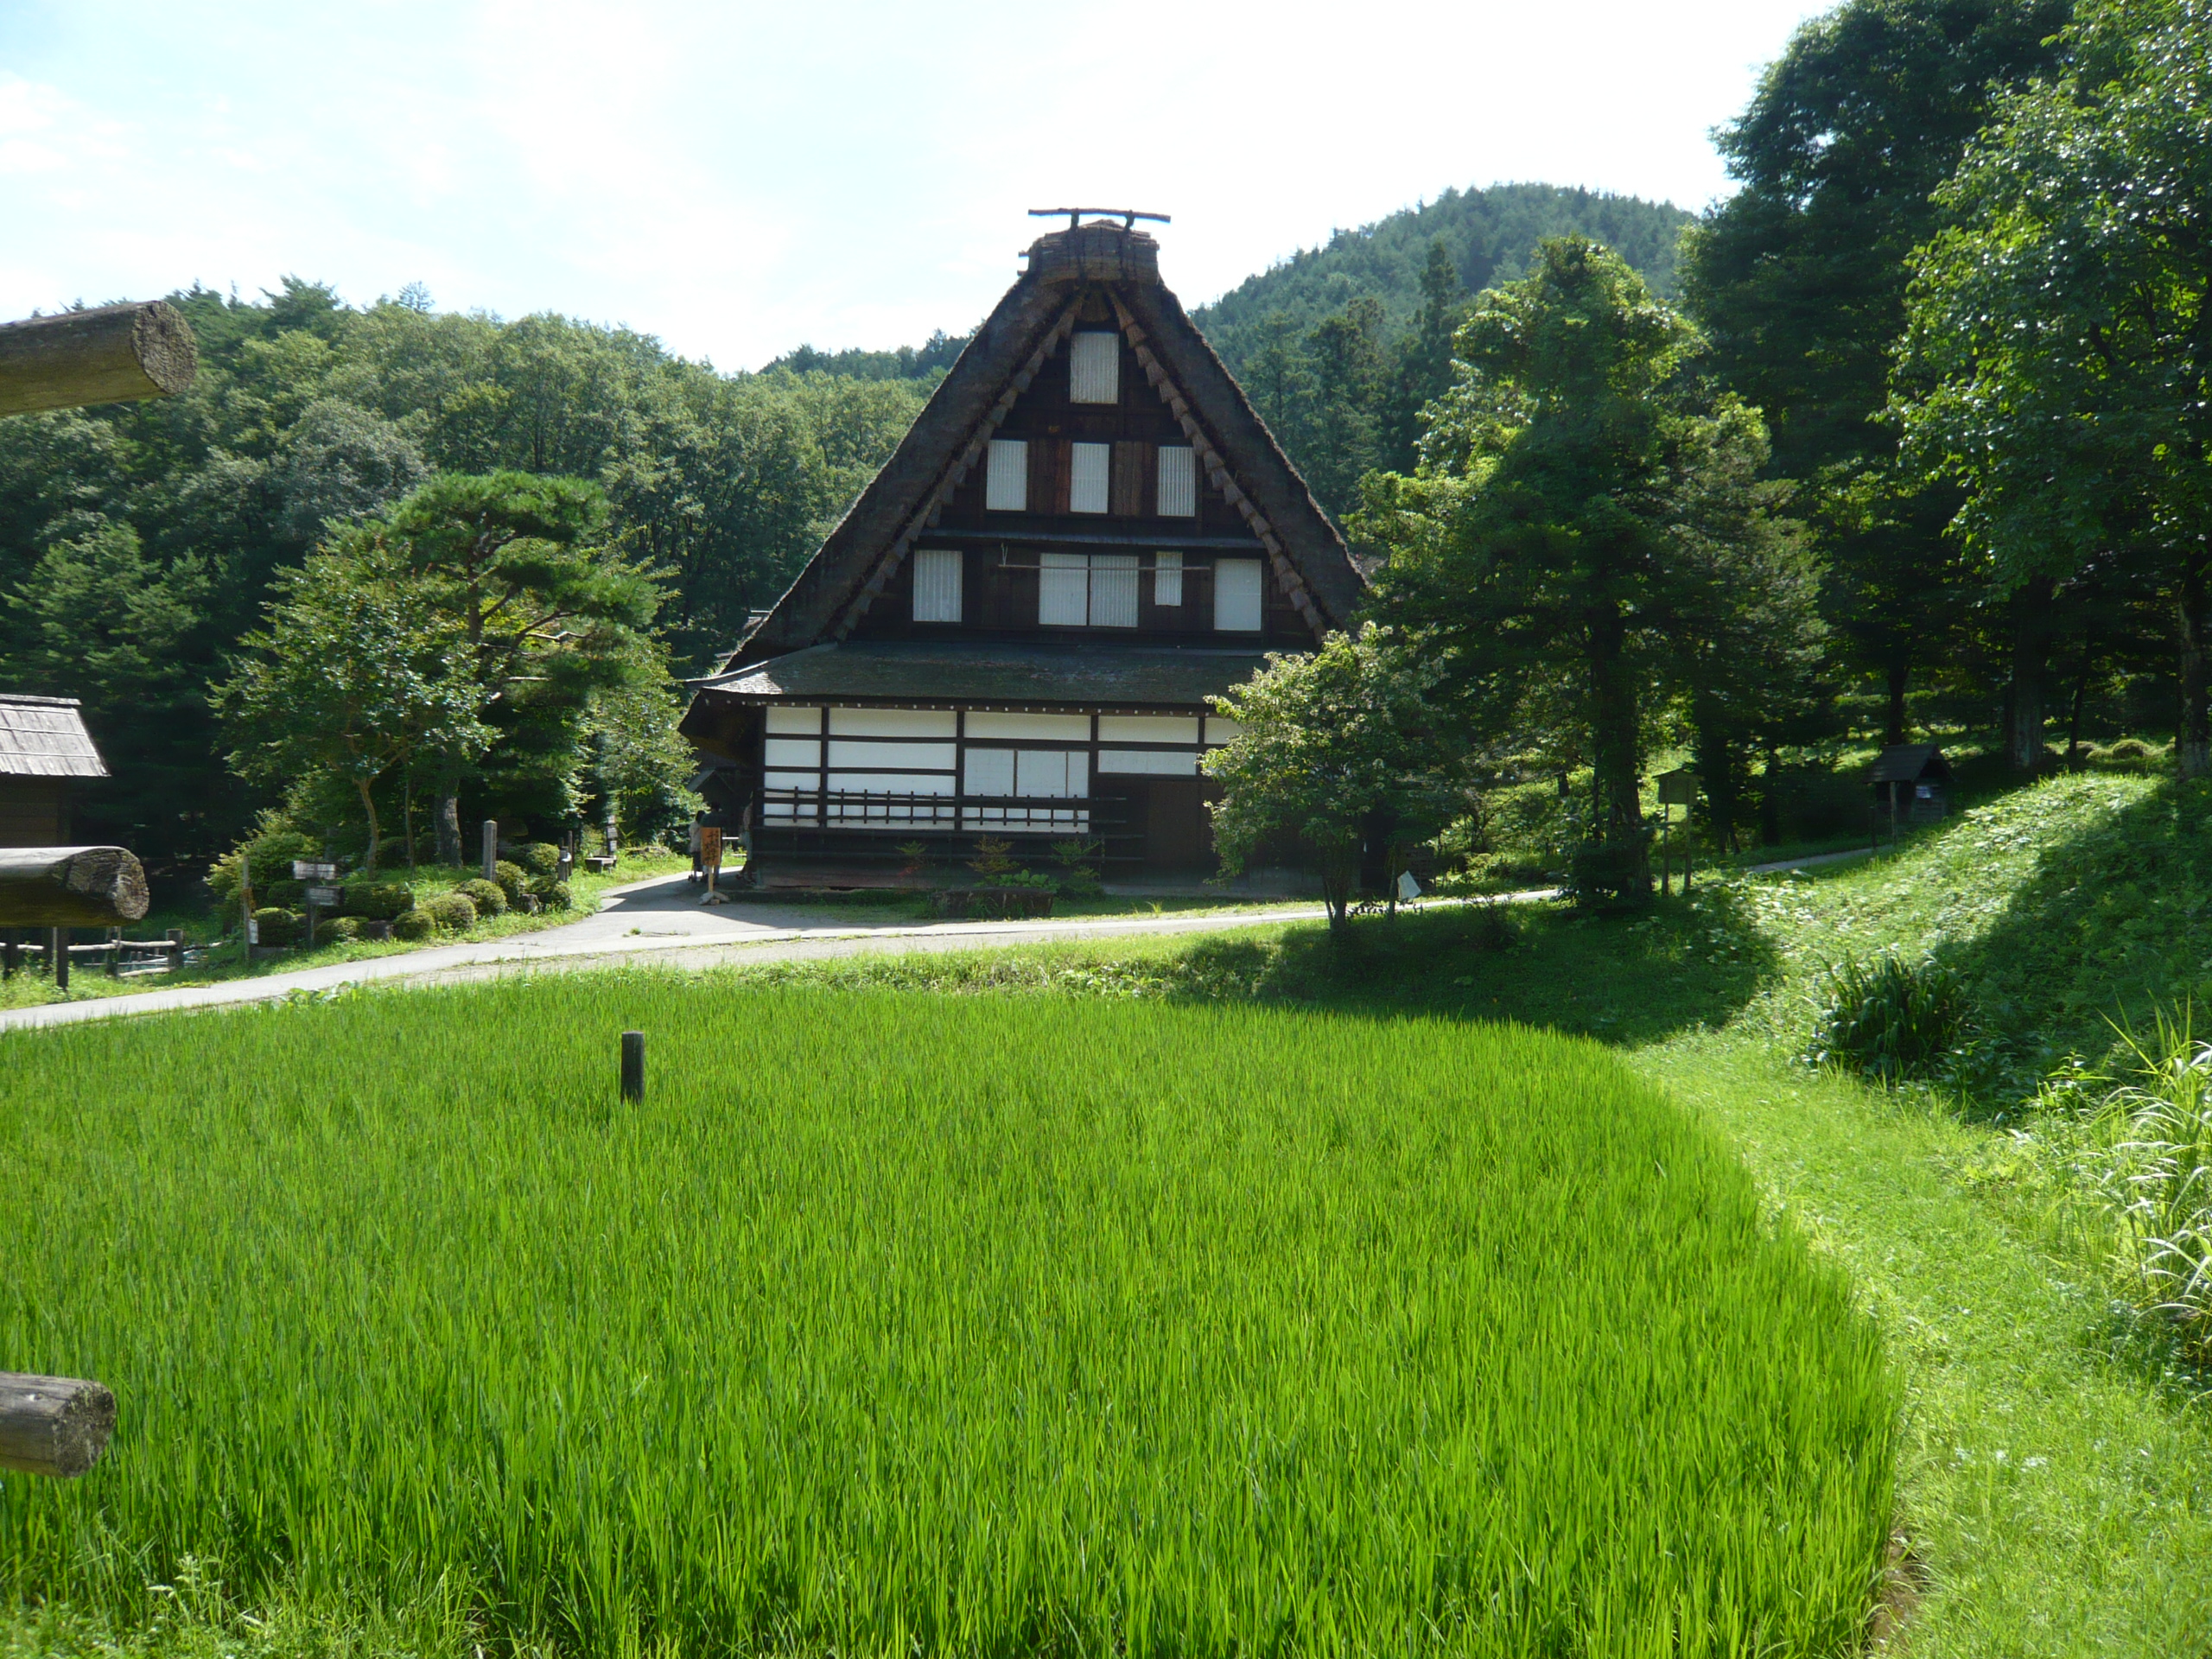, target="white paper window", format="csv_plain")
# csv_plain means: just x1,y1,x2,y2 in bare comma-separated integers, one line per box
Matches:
1069,442,1110,514
1205,716,1243,745
763,737,822,768
1098,715,1199,743
830,708,957,737
1156,446,1197,517
967,711,1090,740
1215,558,1264,632
986,439,1027,512
964,748,1015,796
1154,550,1183,607
1096,749,1198,776
1015,750,1089,798
1039,550,1090,626
911,548,962,623
1090,554,1139,628
829,741,957,771
766,706,823,734
1070,332,1120,404
826,772,957,795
